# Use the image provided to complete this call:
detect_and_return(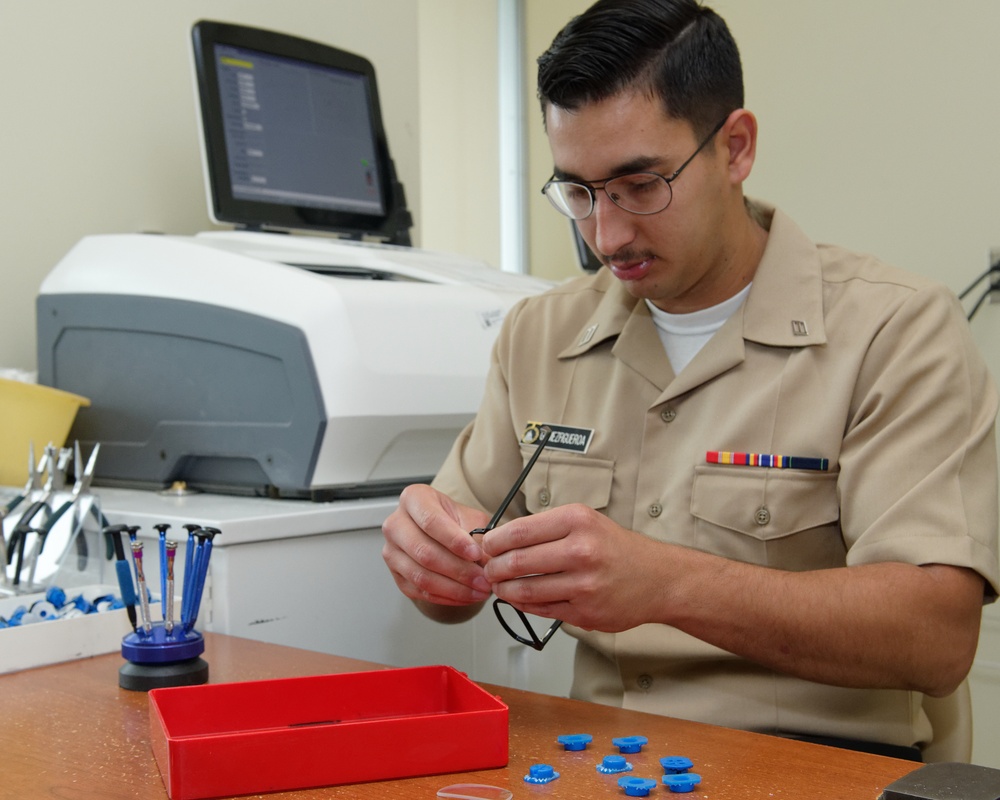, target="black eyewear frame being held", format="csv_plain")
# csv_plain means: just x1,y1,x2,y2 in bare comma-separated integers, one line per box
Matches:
469,426,563,651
